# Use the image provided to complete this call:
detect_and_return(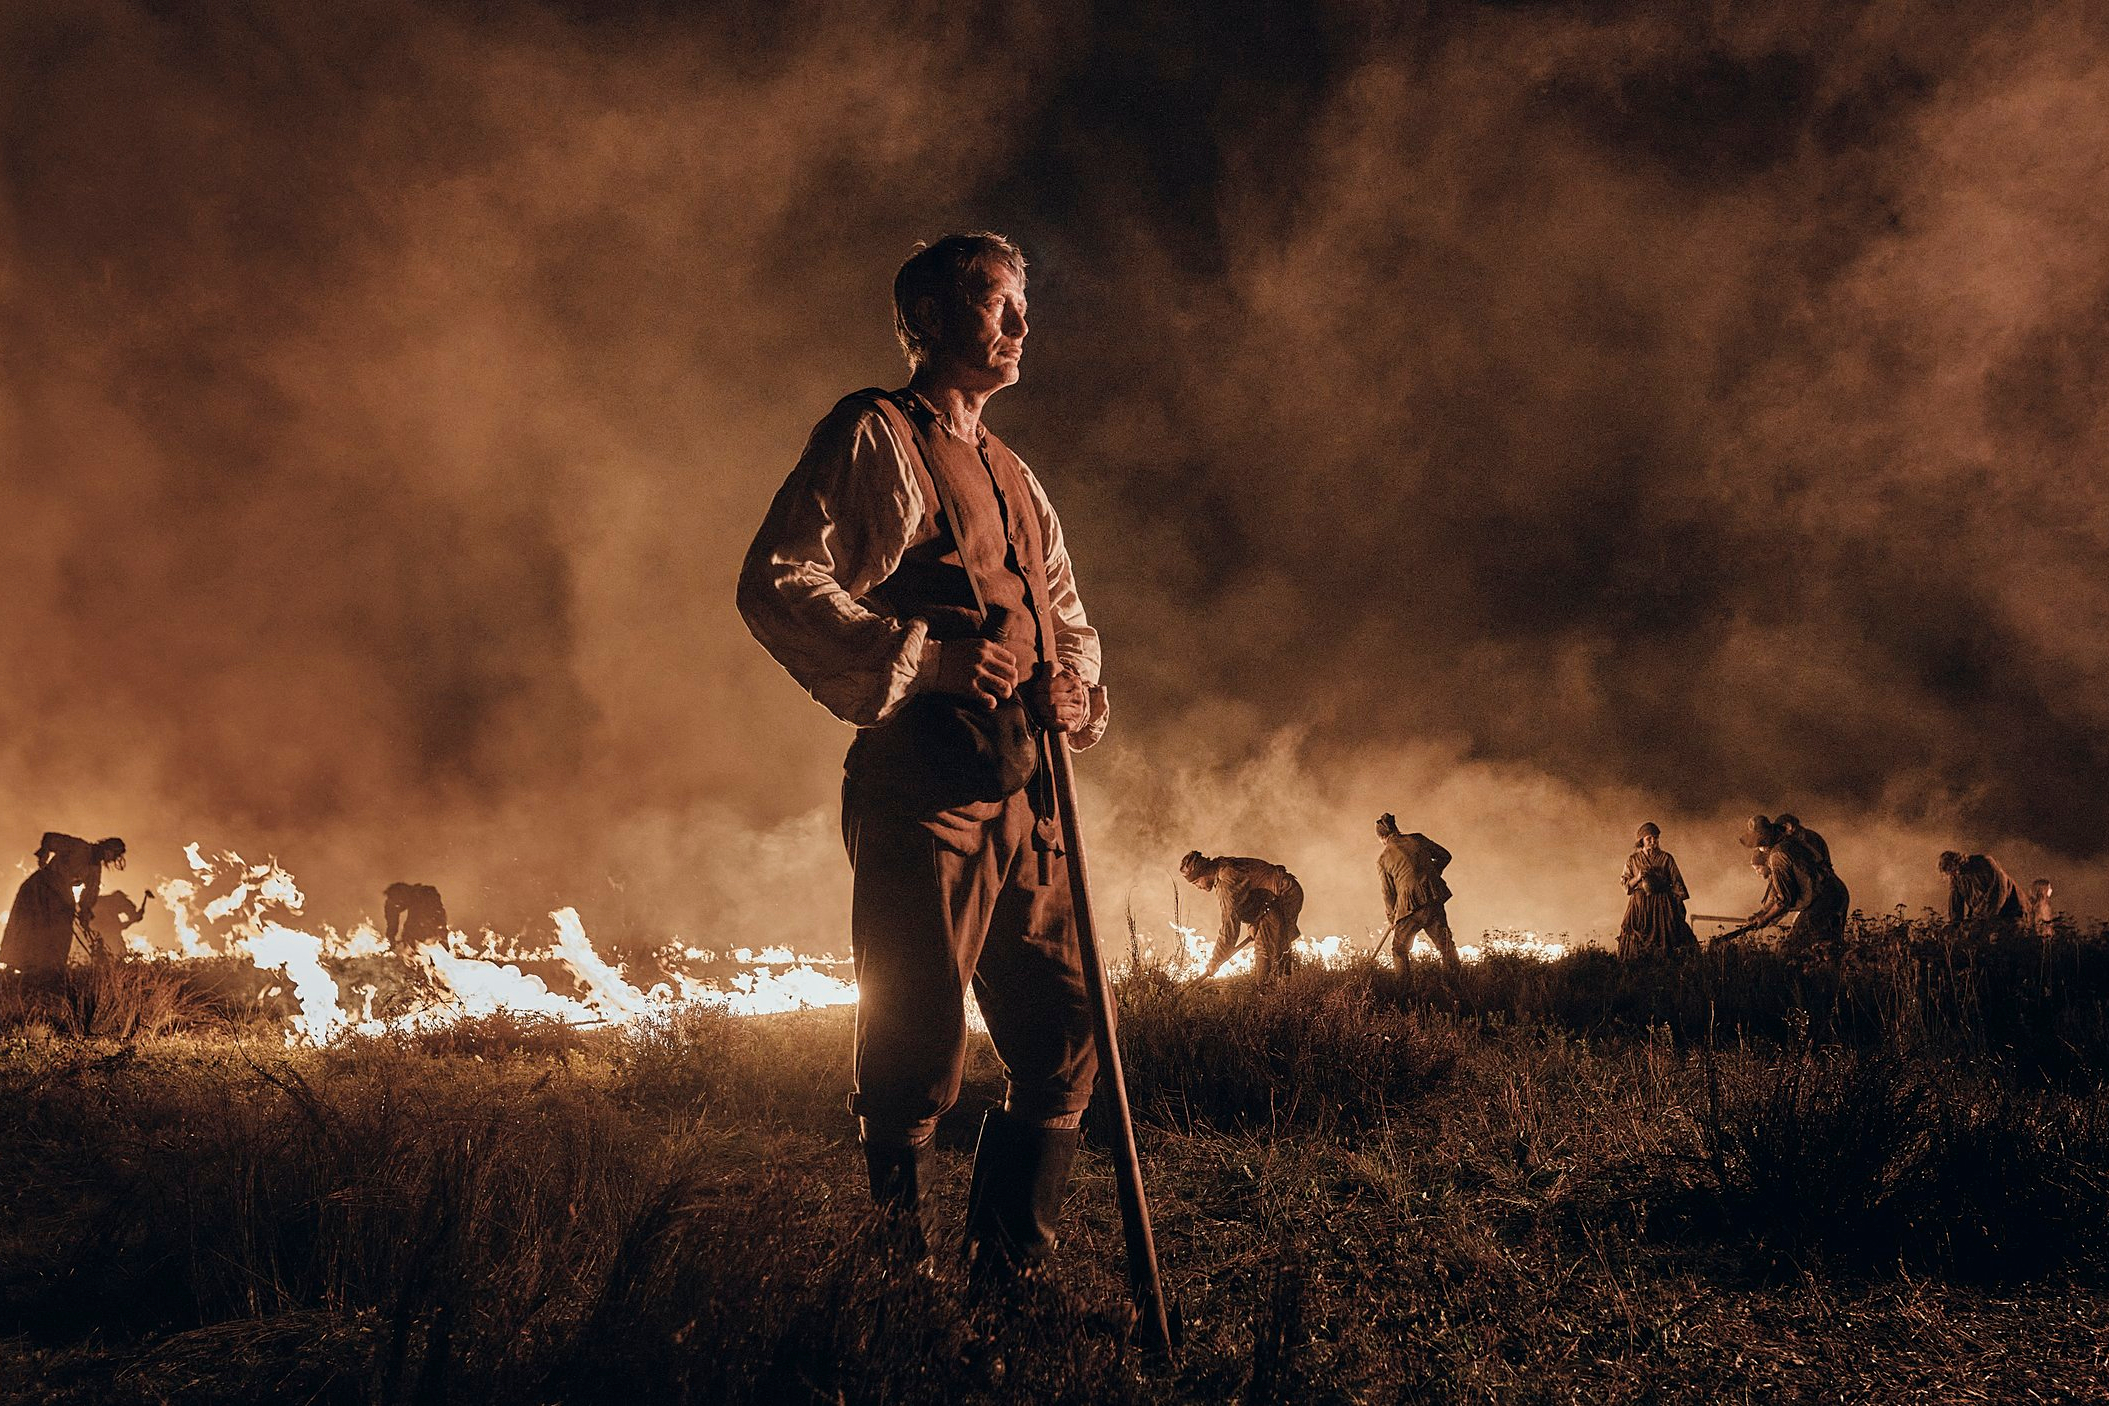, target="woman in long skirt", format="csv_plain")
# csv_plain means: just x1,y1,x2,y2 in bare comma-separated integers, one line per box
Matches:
1618,823,1697,958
